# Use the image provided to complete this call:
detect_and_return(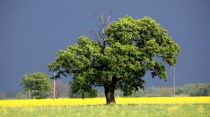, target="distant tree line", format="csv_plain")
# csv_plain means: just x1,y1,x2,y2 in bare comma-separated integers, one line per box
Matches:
0,83,209,99
175,83,210,96
95,83,210,97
